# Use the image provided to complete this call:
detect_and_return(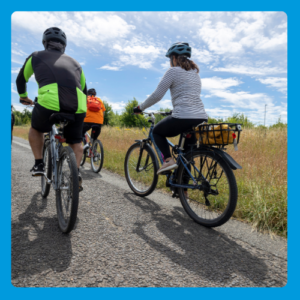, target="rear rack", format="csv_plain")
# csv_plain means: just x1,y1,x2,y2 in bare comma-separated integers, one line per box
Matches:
194,123,242,147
